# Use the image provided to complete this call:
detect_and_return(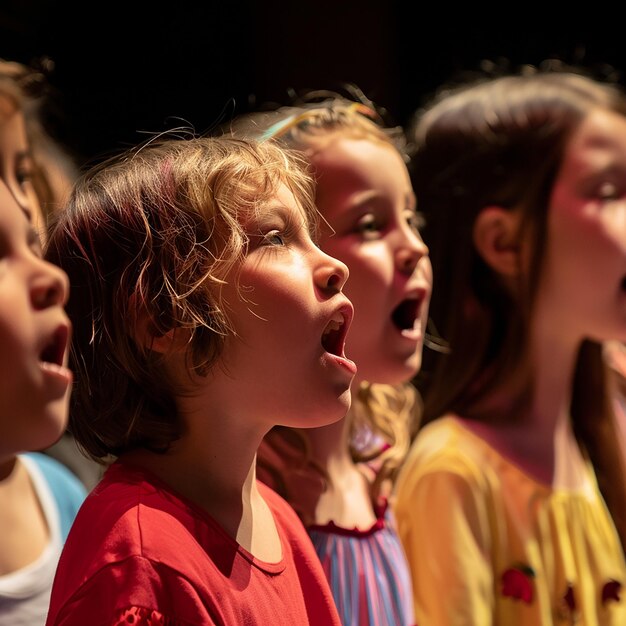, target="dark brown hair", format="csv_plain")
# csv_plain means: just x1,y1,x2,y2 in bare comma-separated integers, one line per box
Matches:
411,68,626,547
